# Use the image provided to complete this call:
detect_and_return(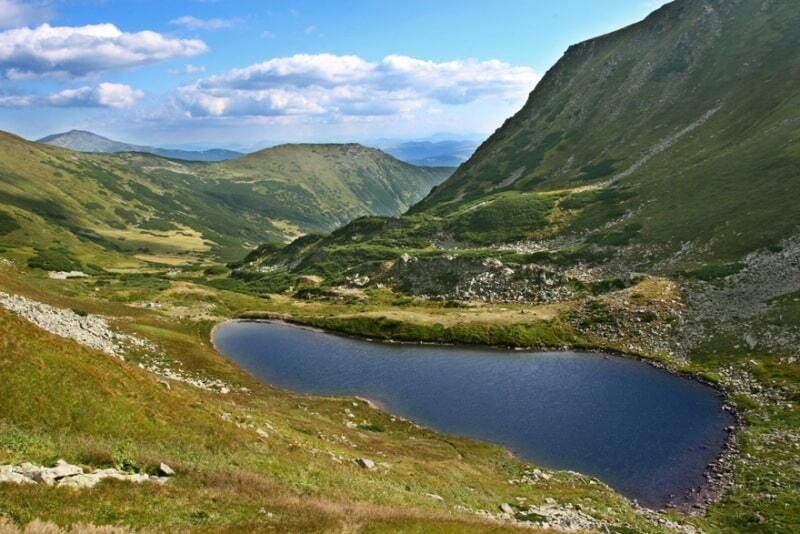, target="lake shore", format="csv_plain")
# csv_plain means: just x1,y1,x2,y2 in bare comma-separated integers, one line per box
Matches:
212,317,739,514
